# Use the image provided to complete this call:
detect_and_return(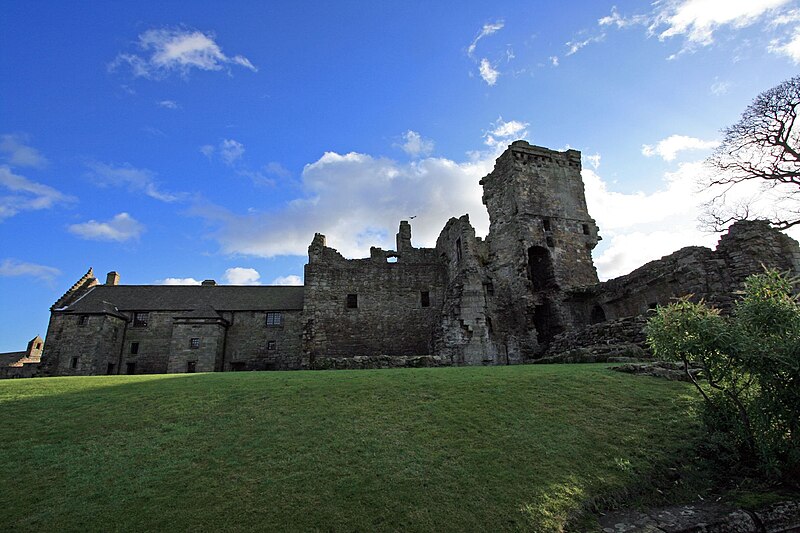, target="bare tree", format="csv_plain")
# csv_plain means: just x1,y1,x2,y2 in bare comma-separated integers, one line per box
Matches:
704,75,800,230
